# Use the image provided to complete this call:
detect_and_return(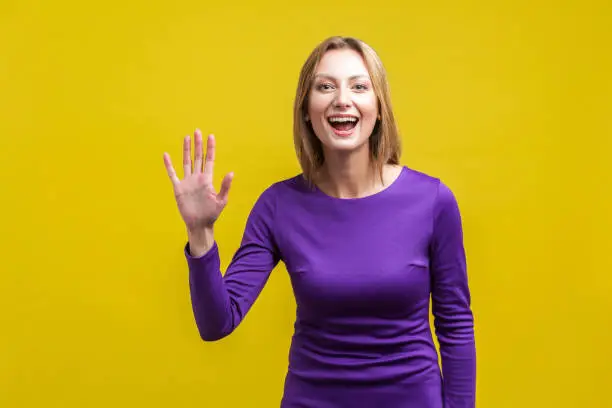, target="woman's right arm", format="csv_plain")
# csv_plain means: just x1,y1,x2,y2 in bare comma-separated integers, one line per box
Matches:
185,187,280,341
163,129,280,341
